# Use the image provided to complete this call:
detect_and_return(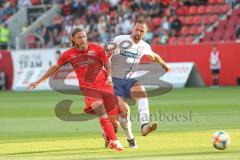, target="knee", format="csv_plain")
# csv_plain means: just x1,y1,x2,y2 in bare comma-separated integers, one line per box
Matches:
131,86,147,99
120,108,130,118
